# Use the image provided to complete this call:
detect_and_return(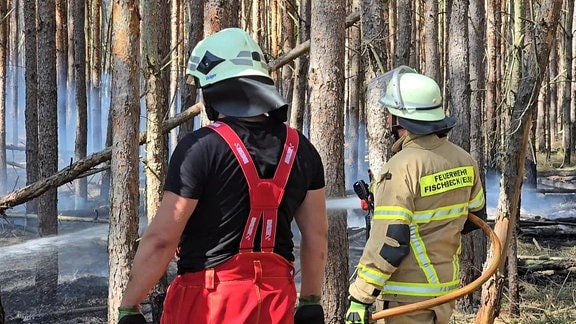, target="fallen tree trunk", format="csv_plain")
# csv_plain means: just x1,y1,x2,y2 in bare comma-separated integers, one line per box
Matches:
517,256,576,273
0,103,202,214
519,226,576,237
